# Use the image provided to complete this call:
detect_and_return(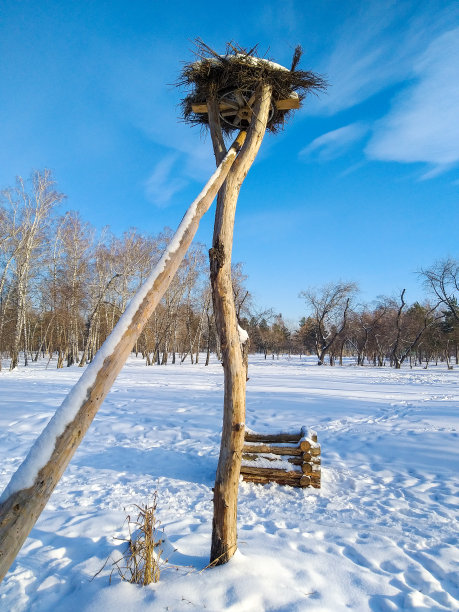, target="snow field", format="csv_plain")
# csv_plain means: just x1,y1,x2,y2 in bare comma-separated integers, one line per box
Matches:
0,355,458,610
